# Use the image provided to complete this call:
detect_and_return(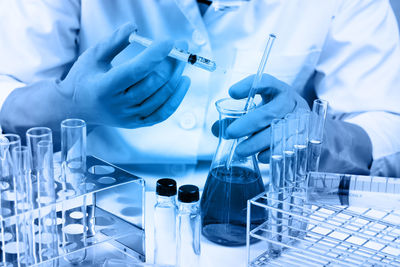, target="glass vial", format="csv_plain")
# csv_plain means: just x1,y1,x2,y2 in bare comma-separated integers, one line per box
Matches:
154,178,177,266
176,185,200,267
